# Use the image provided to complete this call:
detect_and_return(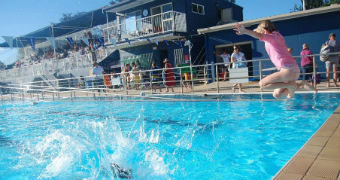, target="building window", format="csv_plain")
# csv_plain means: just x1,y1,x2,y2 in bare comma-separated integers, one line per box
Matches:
192,3,205,15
